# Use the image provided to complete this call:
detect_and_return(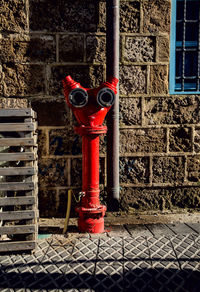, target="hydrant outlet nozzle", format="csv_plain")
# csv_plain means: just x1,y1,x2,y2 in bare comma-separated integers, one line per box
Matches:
97,88,115,108
69,88,88,108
